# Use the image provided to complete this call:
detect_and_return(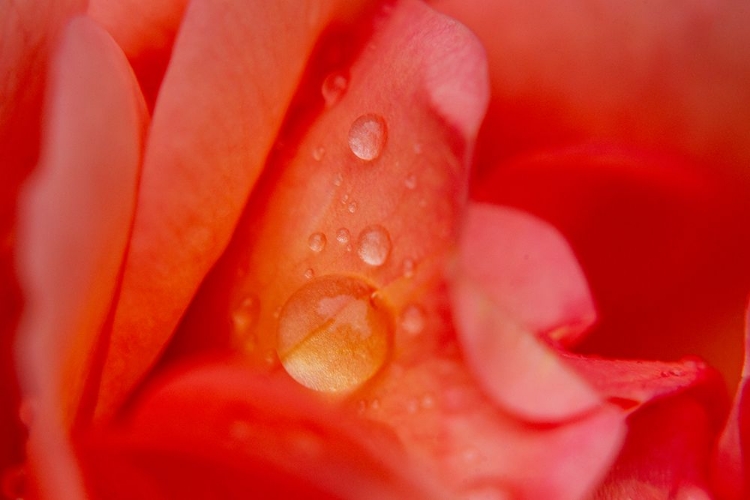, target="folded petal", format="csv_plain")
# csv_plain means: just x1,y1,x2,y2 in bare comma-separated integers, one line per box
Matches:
450,202,600,421
15,15,147,499
94,0,374,420
76,360,440,499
